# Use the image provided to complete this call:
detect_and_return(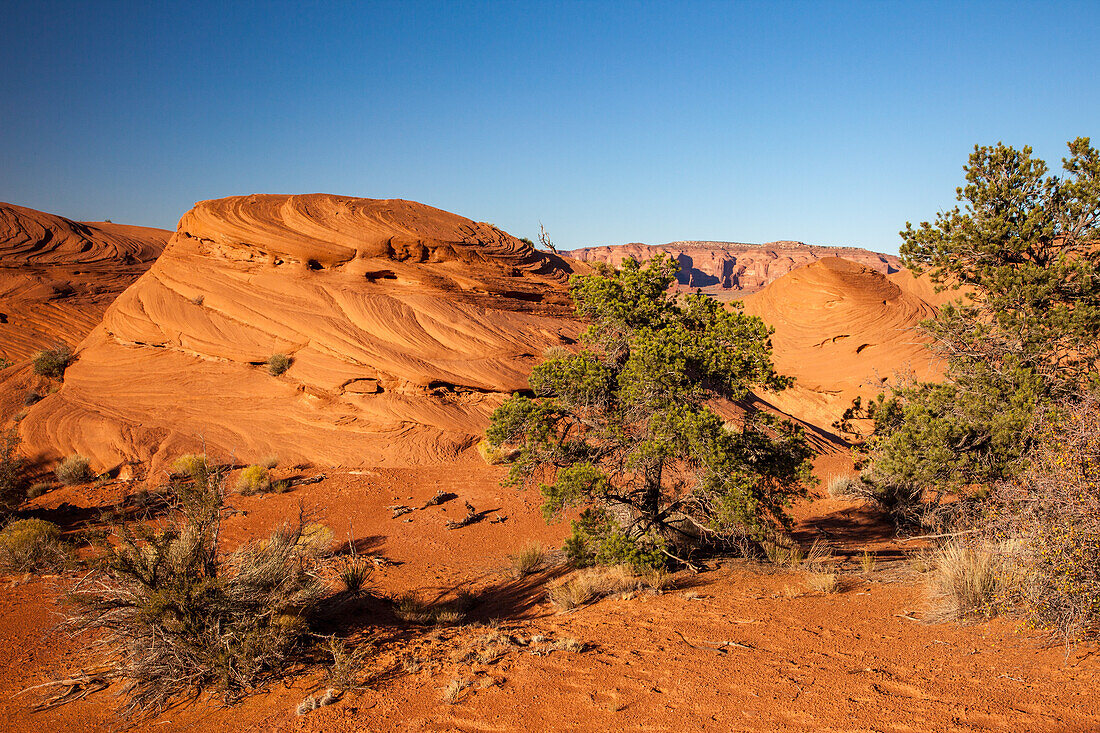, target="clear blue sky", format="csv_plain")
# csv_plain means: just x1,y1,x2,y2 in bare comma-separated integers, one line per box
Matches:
1,1,1097,254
